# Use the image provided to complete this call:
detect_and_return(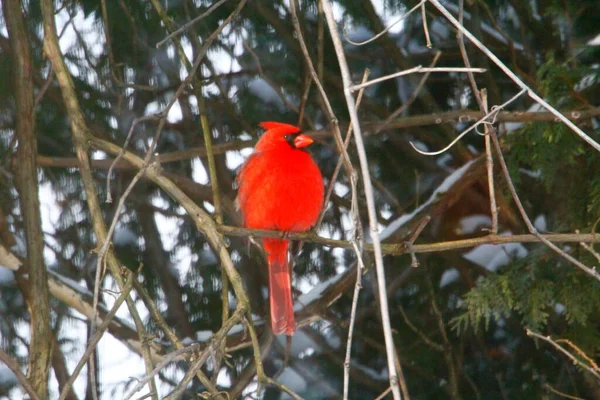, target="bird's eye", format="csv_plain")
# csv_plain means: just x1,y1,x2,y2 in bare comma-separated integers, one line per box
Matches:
283,135,291,140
